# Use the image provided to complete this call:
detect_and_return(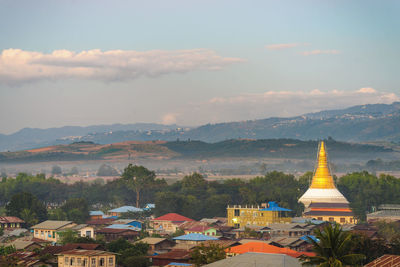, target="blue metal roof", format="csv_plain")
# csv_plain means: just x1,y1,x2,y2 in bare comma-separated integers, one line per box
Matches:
167,263,192,266
172,233,218,241
259,201,291,212
105,224,141,231
301,235,319,243
89,211,104,216
109,206,143,213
